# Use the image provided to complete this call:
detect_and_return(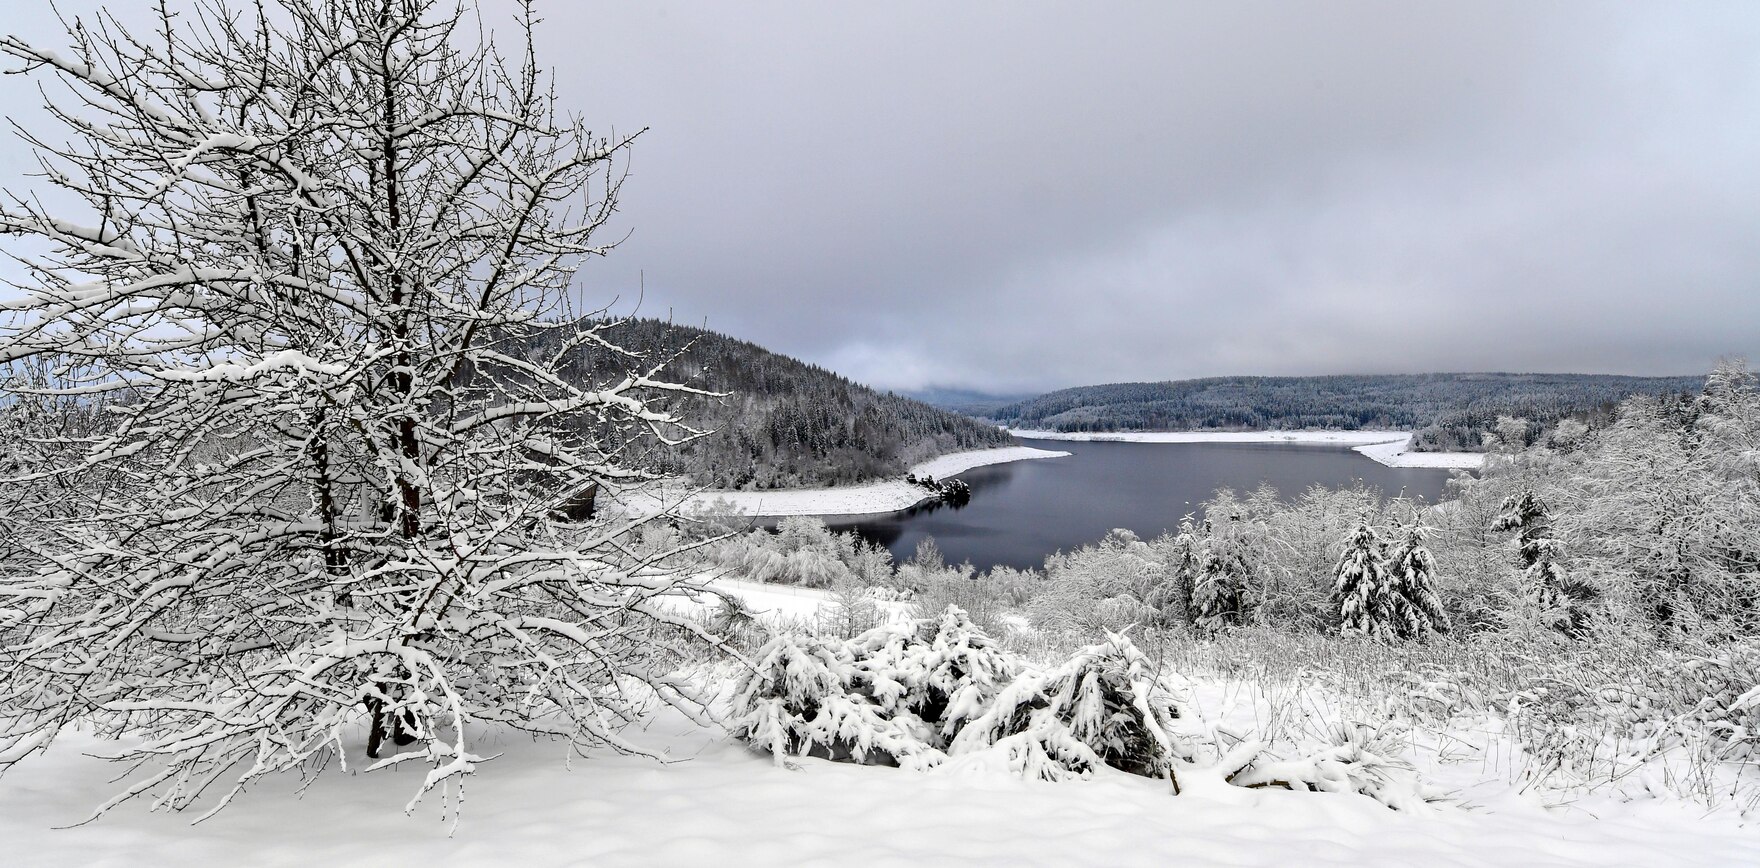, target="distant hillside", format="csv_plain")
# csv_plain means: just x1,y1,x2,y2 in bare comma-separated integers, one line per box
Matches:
988,373,1703,451
549,320,1015,489
903,386,1041,418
